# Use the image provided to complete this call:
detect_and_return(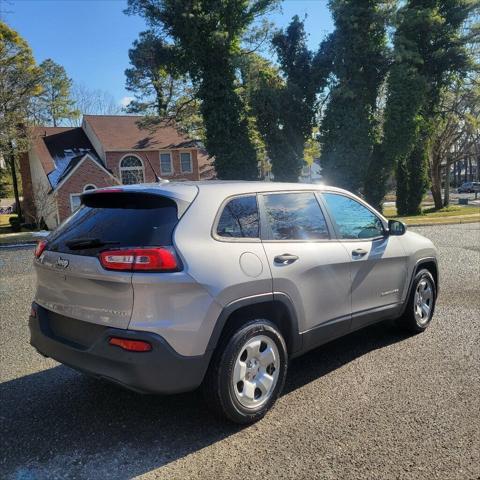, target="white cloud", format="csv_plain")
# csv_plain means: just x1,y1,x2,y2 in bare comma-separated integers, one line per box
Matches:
119,96,134,107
